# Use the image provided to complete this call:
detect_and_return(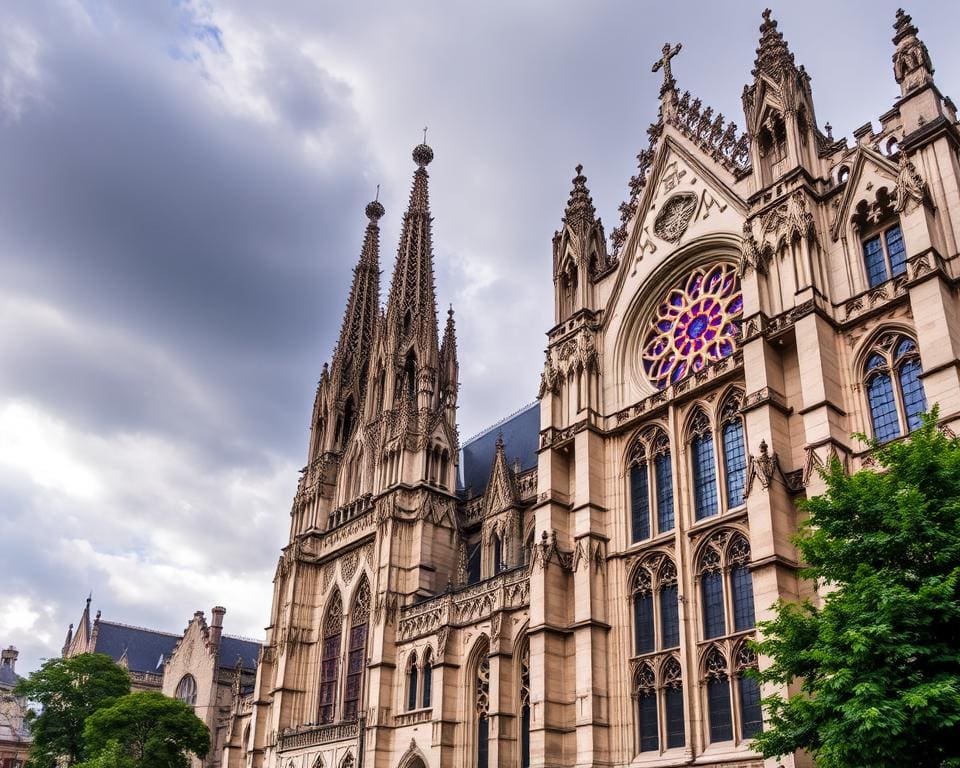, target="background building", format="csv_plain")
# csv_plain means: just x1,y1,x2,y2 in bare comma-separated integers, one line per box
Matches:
0,647,31,768
237,8,960,768
62,599,260,768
